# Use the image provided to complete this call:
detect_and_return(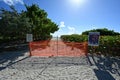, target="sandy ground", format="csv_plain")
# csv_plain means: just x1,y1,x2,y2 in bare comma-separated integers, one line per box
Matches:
0,50,120,80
